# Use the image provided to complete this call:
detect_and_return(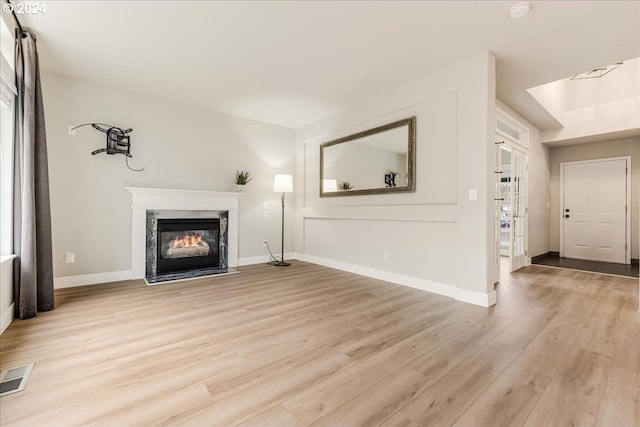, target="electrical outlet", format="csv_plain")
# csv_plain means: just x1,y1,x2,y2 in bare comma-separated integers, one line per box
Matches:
263,210,269,218
383,250,389,260
65,252,75,264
